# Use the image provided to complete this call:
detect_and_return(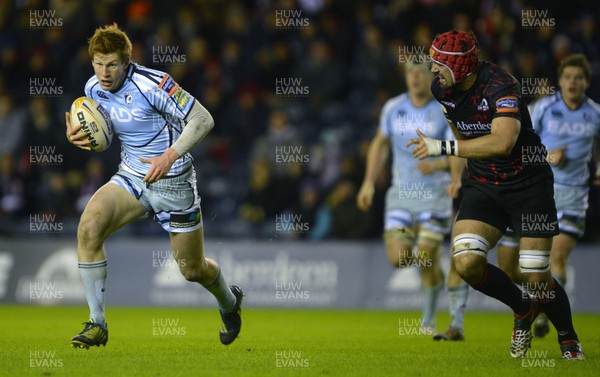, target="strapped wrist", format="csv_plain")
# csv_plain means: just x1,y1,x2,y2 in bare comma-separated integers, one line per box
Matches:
440,140,458,156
